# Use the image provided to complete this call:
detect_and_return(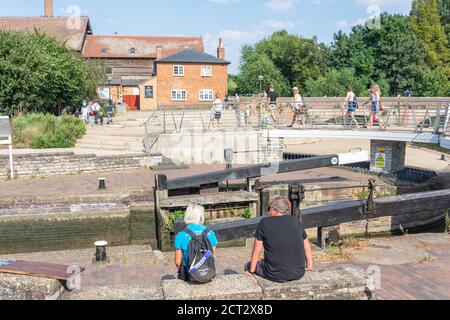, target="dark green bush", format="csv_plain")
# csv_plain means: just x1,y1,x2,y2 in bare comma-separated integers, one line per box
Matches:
12,113,86,149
